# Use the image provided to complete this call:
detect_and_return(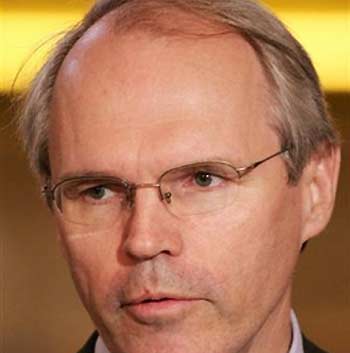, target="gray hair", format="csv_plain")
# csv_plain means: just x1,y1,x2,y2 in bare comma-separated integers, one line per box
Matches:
18,0,339,183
